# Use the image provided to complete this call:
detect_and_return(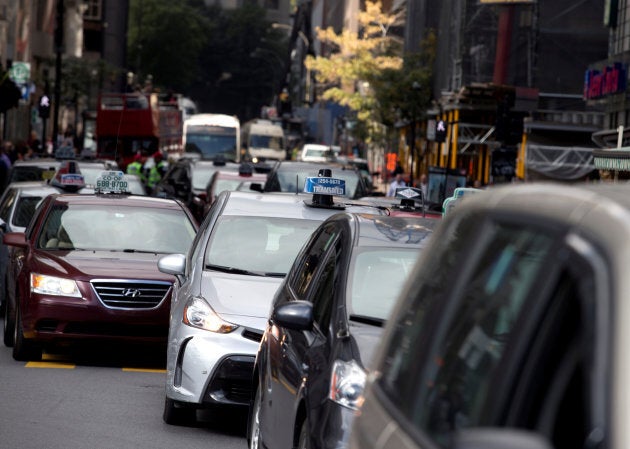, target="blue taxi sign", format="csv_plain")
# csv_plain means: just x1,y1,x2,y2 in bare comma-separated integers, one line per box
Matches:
303,177,346,196
96,171,129,193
